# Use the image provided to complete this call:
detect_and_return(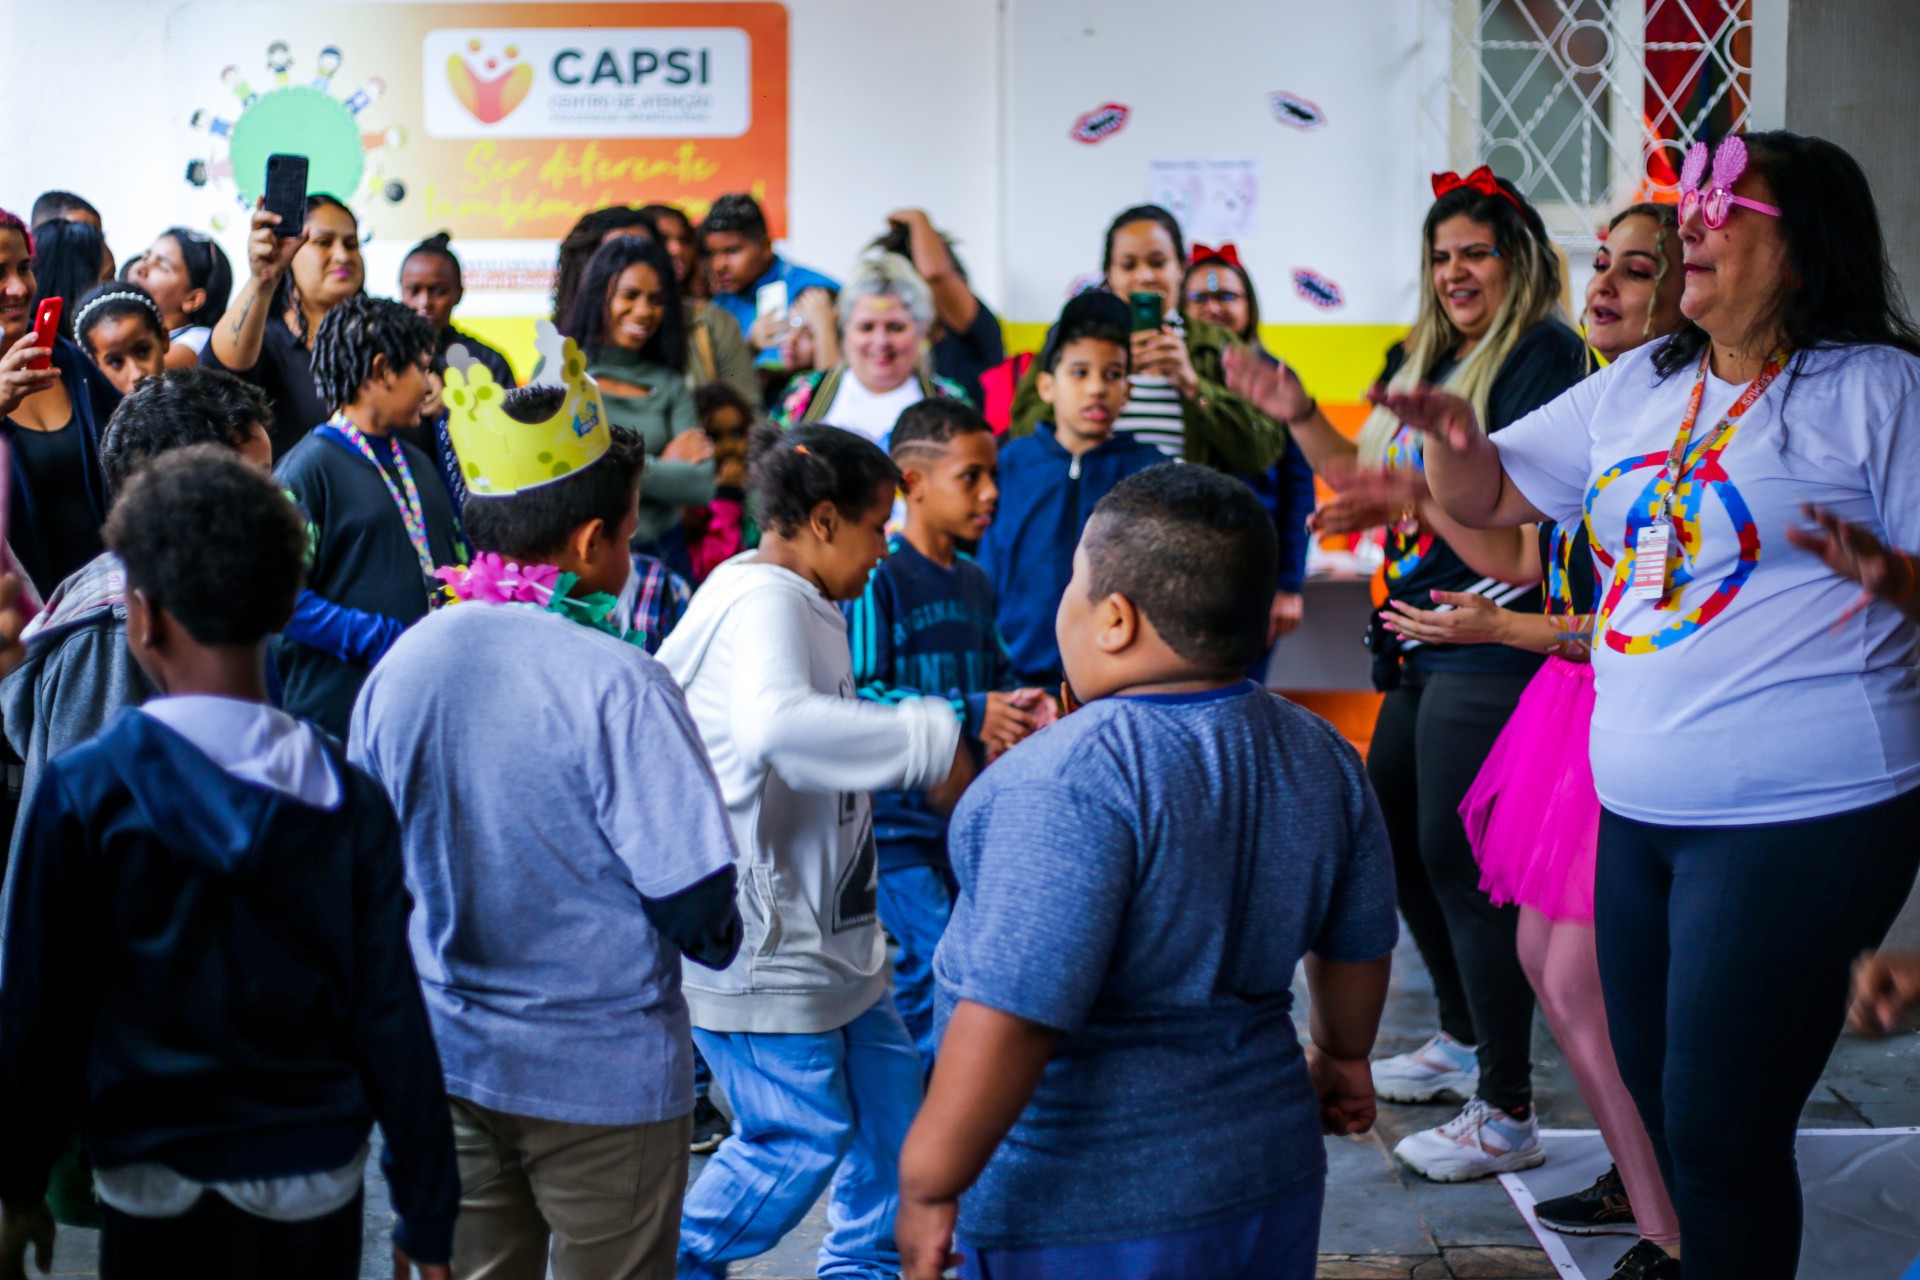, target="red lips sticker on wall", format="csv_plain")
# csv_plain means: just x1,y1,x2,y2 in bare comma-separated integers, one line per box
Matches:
1293,269,1344,310
1070,103,1130,145
1268,91,1327,131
